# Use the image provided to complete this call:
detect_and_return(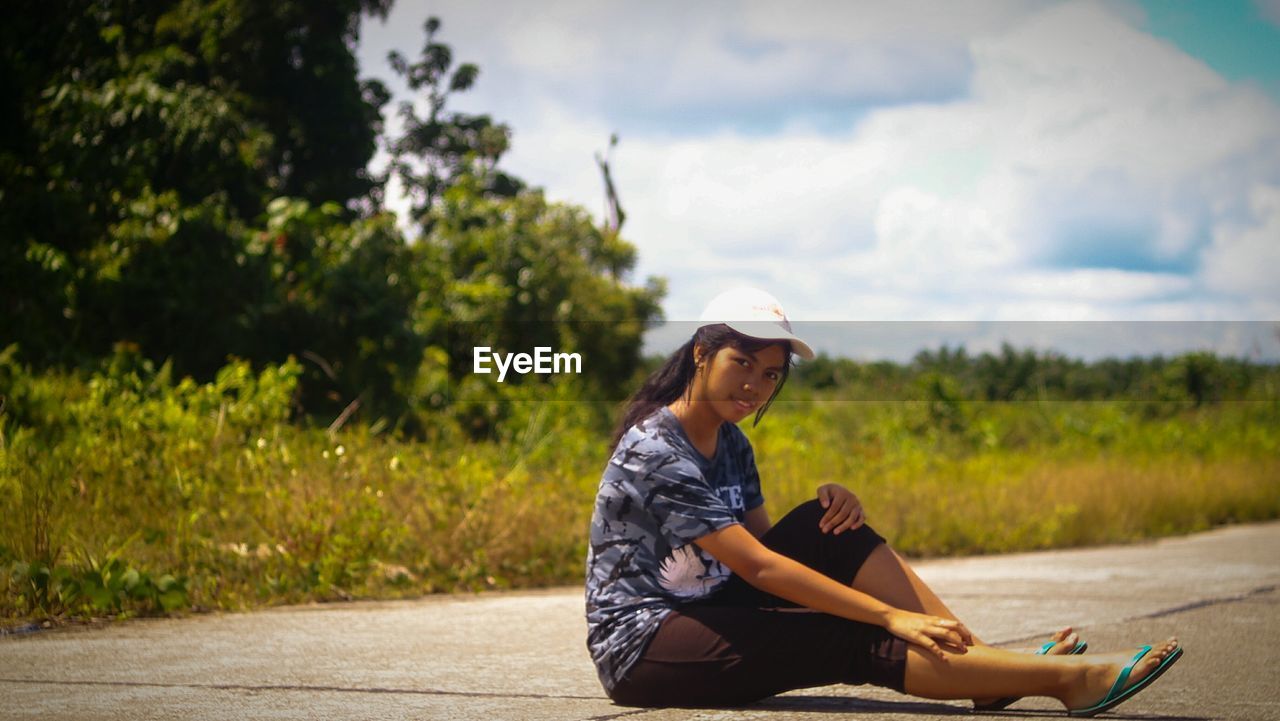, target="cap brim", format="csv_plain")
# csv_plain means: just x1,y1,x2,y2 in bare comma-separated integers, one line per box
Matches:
723,321,816,360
